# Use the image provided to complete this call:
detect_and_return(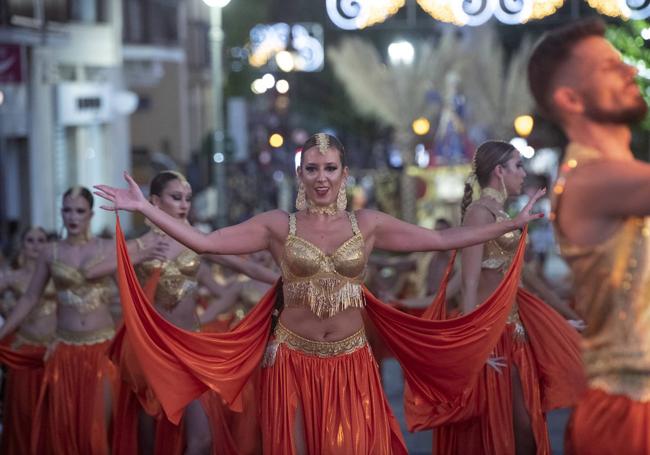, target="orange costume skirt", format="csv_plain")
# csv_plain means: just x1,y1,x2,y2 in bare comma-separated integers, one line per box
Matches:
405,254,585,454
31,328,118,455
0,333,47,455
565,388,650,455
112,217,532,454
